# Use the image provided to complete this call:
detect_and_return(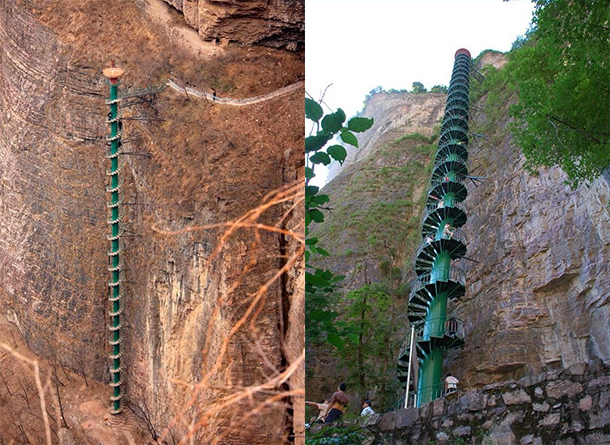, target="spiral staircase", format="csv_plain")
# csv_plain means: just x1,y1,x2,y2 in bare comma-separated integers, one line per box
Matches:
397,48,471,408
